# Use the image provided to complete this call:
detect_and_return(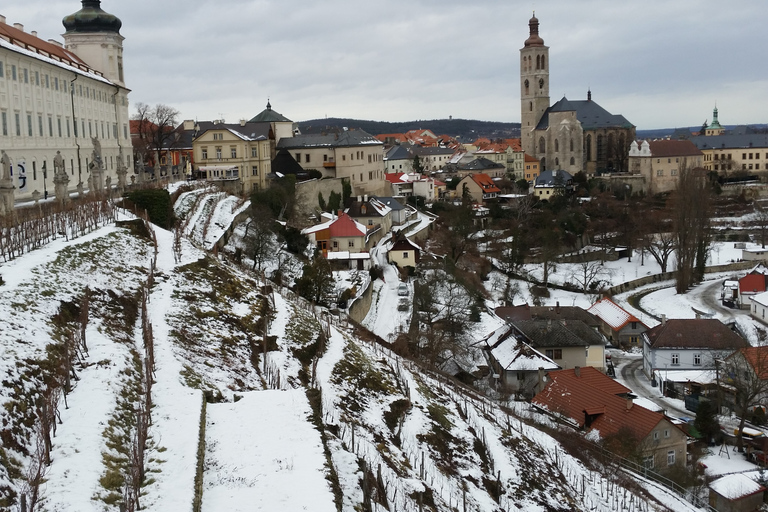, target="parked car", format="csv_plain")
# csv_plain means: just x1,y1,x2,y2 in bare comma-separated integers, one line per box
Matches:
398,283,408,296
